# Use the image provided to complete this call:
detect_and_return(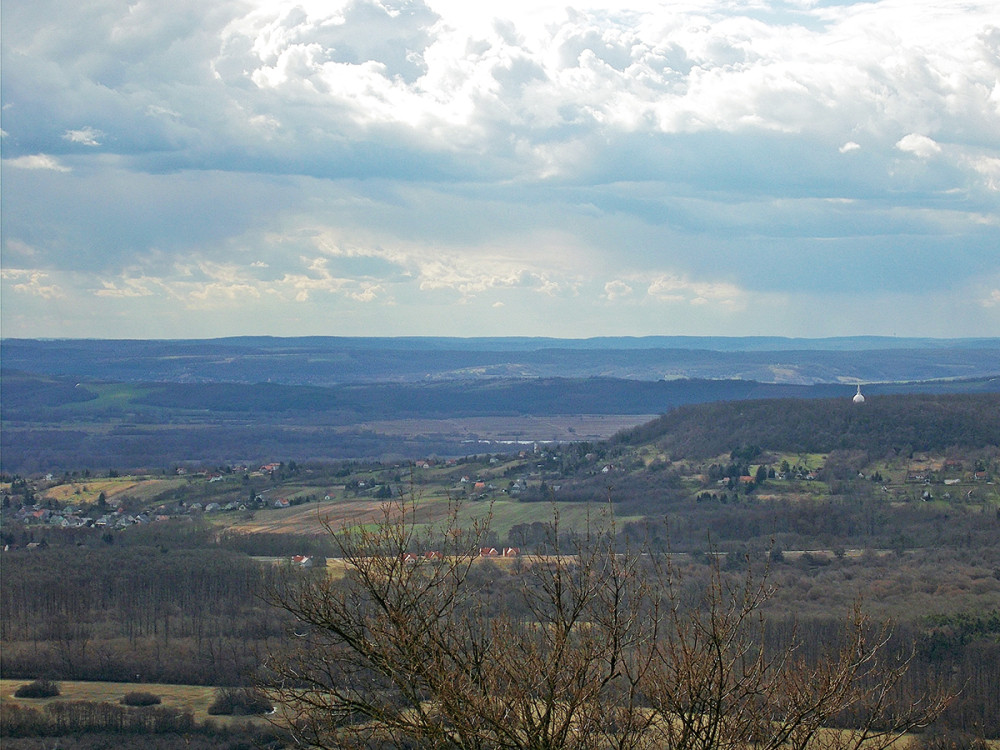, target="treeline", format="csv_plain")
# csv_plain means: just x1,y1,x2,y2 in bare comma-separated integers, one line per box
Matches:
0,372,99,410
219,530,338,558
1,701,288,749
614,393,1000,458
1,701,195,737
0,425,462,475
